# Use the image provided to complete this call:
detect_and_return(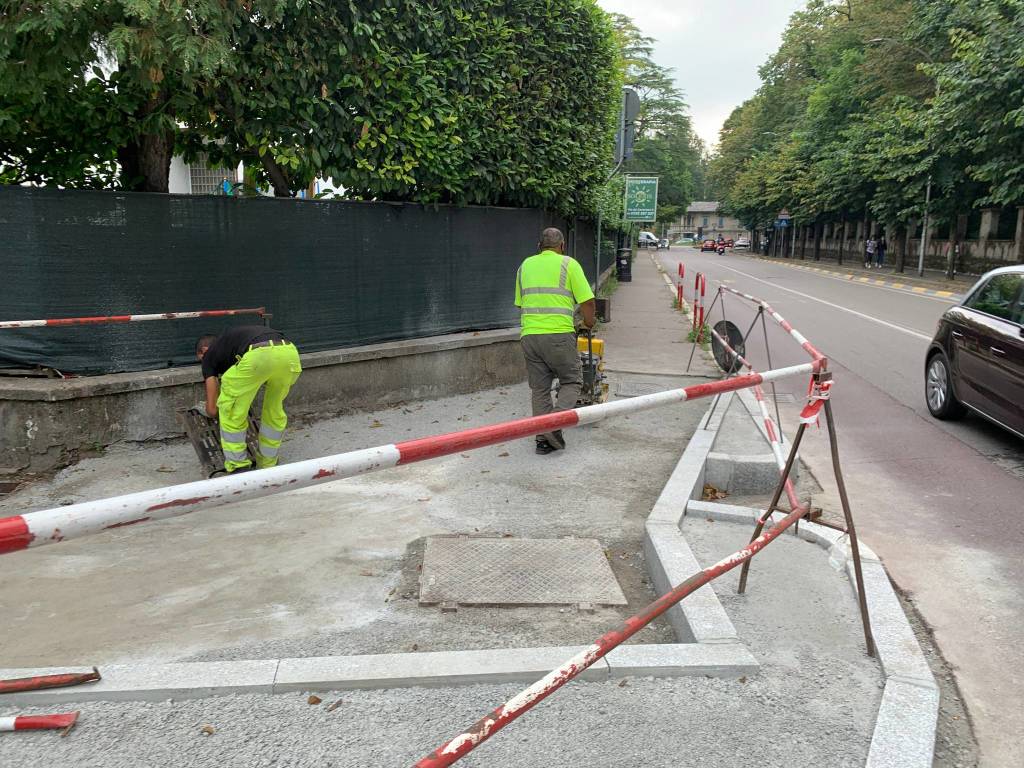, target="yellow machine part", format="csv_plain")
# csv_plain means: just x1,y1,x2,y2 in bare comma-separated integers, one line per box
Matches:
577,336,604,357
